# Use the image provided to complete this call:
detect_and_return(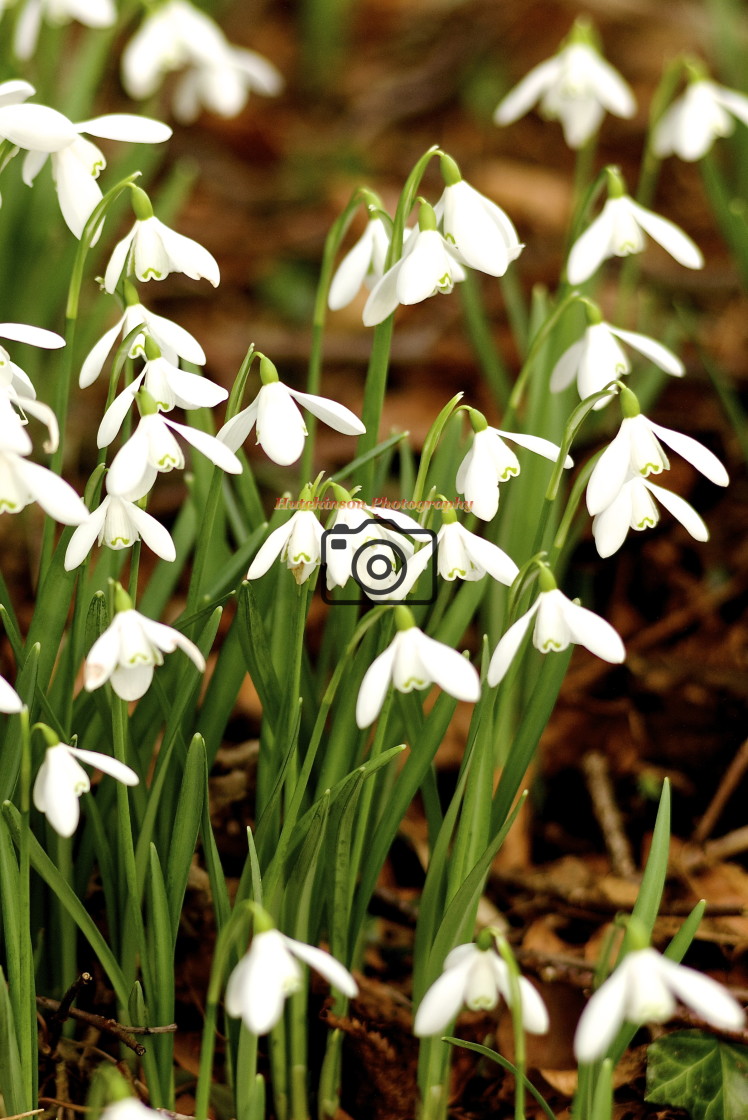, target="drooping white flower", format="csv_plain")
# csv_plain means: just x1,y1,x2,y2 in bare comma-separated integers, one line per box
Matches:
218,355,364,467
355,606,481,728
121,0,282,121
22,114,172,239
14,0,116,61
0,319,65,402
653,77,748,163
456,410,572,522
574,946,745,1062
247,507,324,585
493,22,635,149
226,927,357,1036
591,476,710,558
97,344,227,449
33,740,139,838
328,210,391,311
84,591,206,701
100,1101,161,1120
322,500,421,593
0,673,22,713
79,284,206,389
586,398,729,519
391,512,518,600
0,449,88,523
550,315,684,409
567,170,703,285
487,568,625,687
363,201,466,327
105,390,242,498
435,154,523,277
64,494,176,571
104,187,219,293
414,938,549,1037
